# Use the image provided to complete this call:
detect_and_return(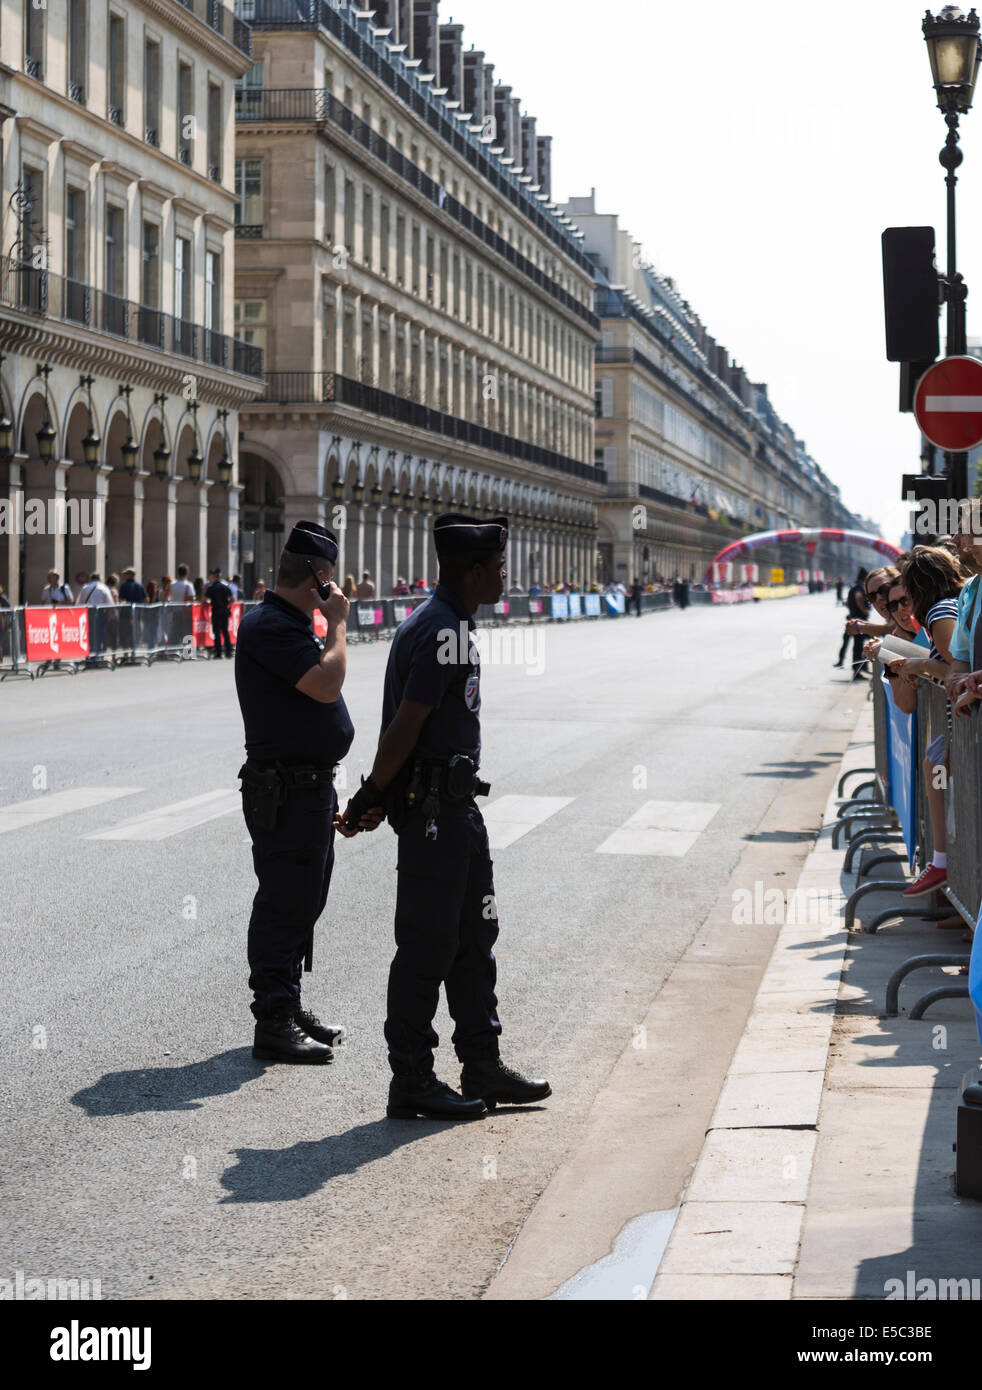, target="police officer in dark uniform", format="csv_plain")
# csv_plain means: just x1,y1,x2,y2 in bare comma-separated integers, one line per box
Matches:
235,520,380,1063
338,513,551,1120
205,566,233,659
